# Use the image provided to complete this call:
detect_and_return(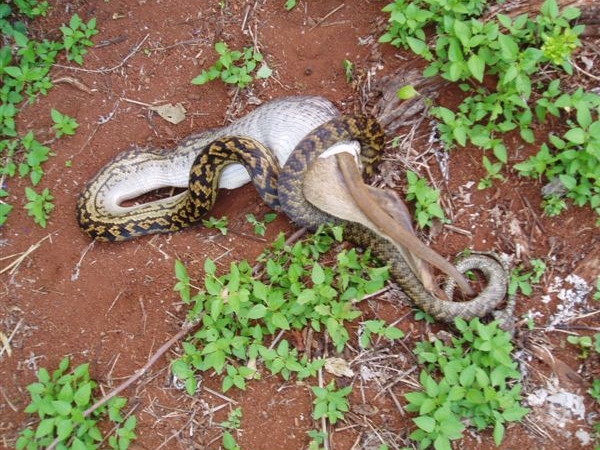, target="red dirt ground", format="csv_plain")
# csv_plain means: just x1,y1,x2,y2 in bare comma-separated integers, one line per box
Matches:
1,1,598,449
